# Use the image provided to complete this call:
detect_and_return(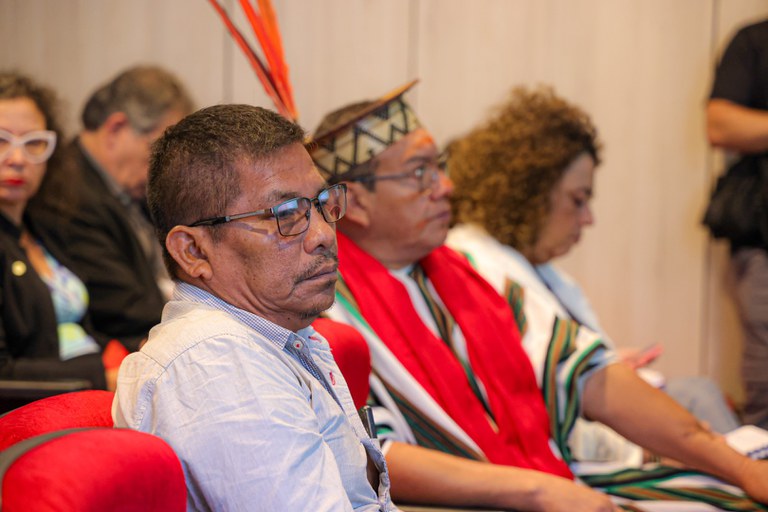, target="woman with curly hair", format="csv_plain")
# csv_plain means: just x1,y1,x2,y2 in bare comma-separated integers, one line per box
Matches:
447,86,739,464
450,86,599,264
0,72,118,397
